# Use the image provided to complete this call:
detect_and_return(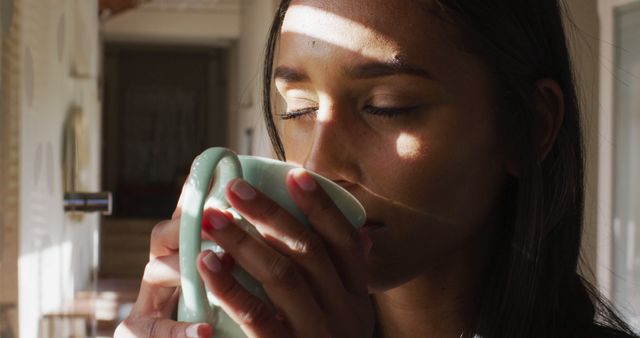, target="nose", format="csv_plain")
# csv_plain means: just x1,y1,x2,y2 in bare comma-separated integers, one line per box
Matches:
302,107,361,187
